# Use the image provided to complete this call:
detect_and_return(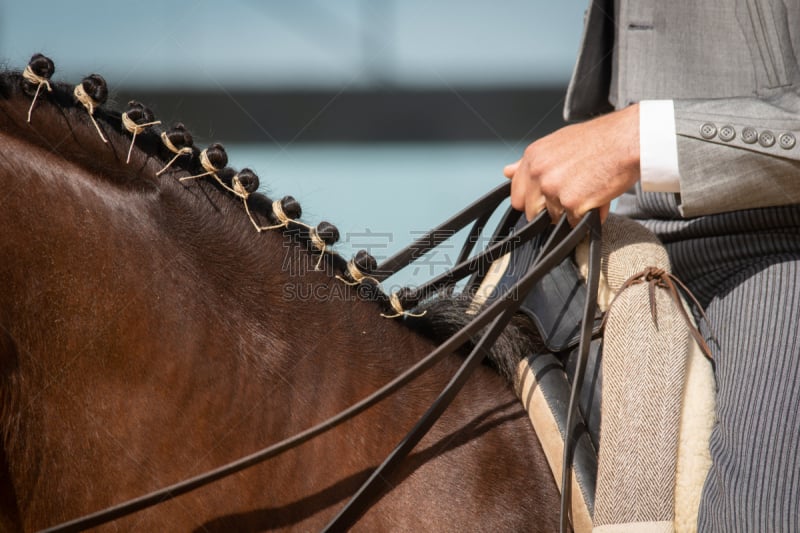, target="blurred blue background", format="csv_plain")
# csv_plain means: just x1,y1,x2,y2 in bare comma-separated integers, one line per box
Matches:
0,1,584,89
0,0,586,286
